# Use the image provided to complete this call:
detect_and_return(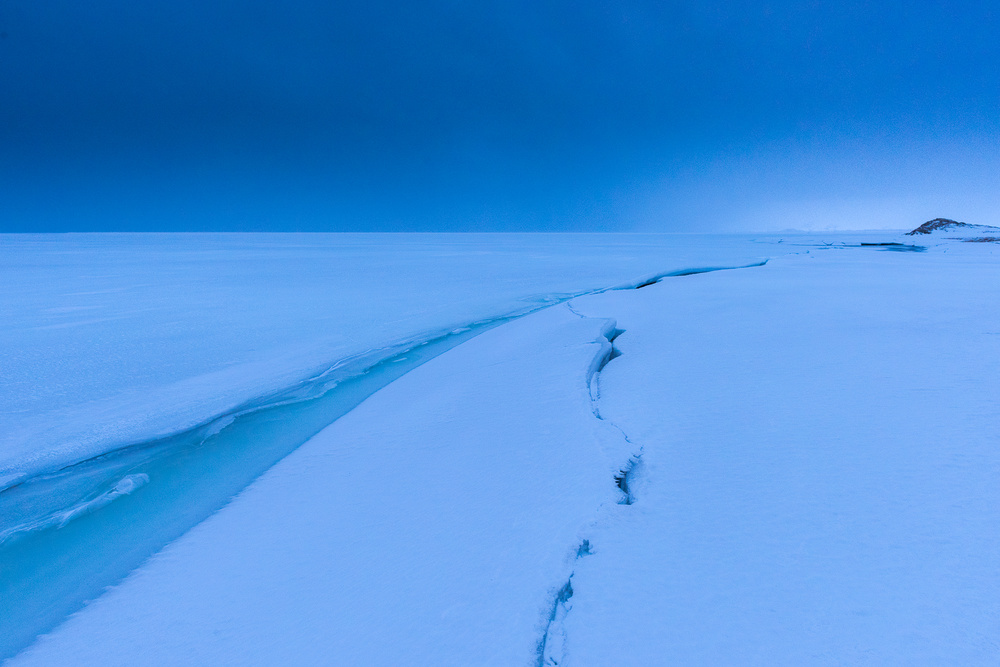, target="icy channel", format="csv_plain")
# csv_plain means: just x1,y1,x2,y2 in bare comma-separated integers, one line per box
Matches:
0,320,505,659
0,258,775,660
